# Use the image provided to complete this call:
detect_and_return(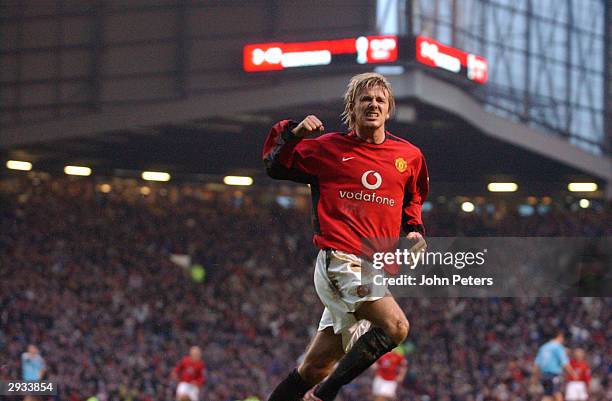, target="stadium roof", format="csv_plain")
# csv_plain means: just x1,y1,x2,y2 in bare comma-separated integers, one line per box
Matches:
2,70,610,195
